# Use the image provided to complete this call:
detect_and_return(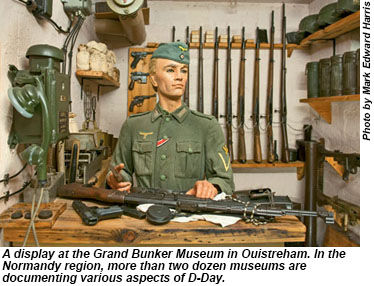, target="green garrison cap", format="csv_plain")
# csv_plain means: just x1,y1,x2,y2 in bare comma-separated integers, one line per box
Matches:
152,42,189,65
